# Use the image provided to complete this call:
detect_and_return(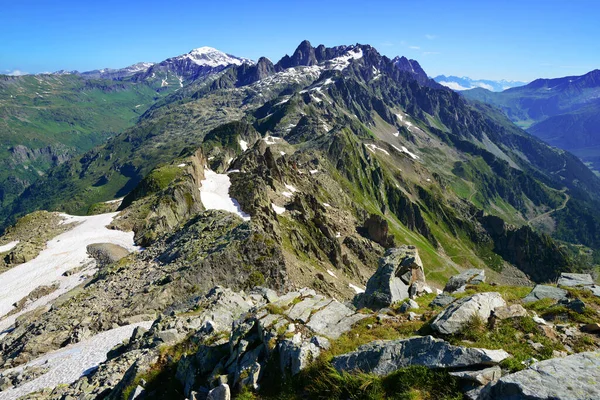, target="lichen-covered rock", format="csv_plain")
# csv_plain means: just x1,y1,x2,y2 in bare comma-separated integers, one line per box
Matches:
523,285,568,303
492,304,528,320
331,336,509,376
444,269,485,293
431,292,506,335
478,351,600,400
358,246,426,309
